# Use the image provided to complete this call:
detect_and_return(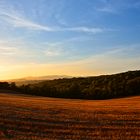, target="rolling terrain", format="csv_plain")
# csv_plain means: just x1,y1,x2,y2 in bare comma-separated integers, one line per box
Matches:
0,93,140,140
1,70,140,100
6,75,72,86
